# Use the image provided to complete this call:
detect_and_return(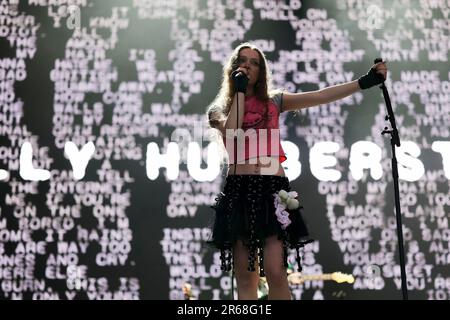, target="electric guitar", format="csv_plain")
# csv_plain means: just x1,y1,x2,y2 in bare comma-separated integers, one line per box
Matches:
287,272,355,285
